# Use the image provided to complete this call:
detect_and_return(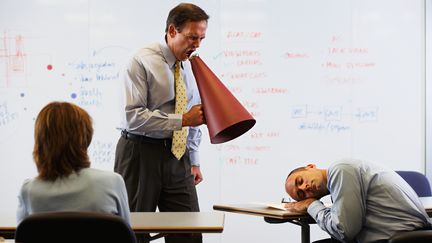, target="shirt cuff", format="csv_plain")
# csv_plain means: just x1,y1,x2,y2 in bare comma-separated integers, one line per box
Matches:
189,150,200,166
168,113,183,130
307,200,326,218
